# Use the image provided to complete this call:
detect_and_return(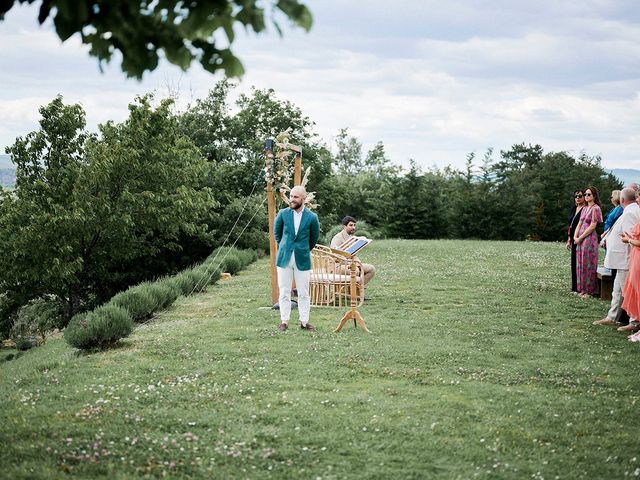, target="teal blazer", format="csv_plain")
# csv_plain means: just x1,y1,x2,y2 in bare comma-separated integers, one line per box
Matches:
274,206,320,270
